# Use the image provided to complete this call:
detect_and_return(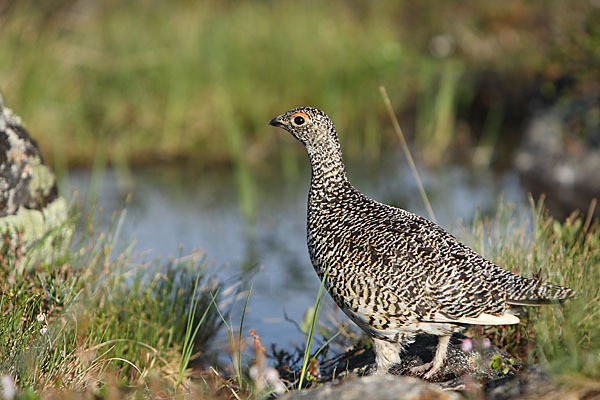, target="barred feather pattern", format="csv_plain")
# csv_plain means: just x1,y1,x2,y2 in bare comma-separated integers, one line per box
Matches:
270,106,579,372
